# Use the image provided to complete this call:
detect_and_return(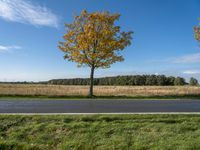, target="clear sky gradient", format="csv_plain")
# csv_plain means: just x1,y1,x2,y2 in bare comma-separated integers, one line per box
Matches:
0,0,200,81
